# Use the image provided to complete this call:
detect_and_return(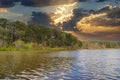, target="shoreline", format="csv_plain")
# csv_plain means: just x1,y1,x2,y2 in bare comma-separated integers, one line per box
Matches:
0,47,78,52
0,46,119,53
